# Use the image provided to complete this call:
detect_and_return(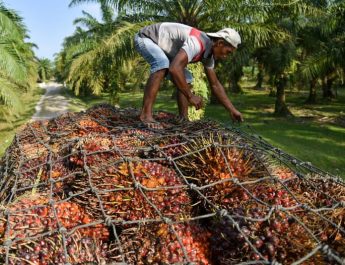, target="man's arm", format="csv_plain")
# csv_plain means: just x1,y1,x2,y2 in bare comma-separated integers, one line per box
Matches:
204,66,243,122
169,49,203,110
